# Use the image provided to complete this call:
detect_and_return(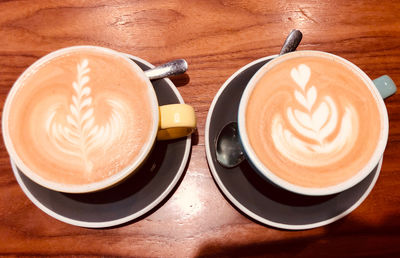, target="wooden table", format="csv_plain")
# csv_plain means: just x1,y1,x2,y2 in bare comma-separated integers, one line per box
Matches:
1,1,399,257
